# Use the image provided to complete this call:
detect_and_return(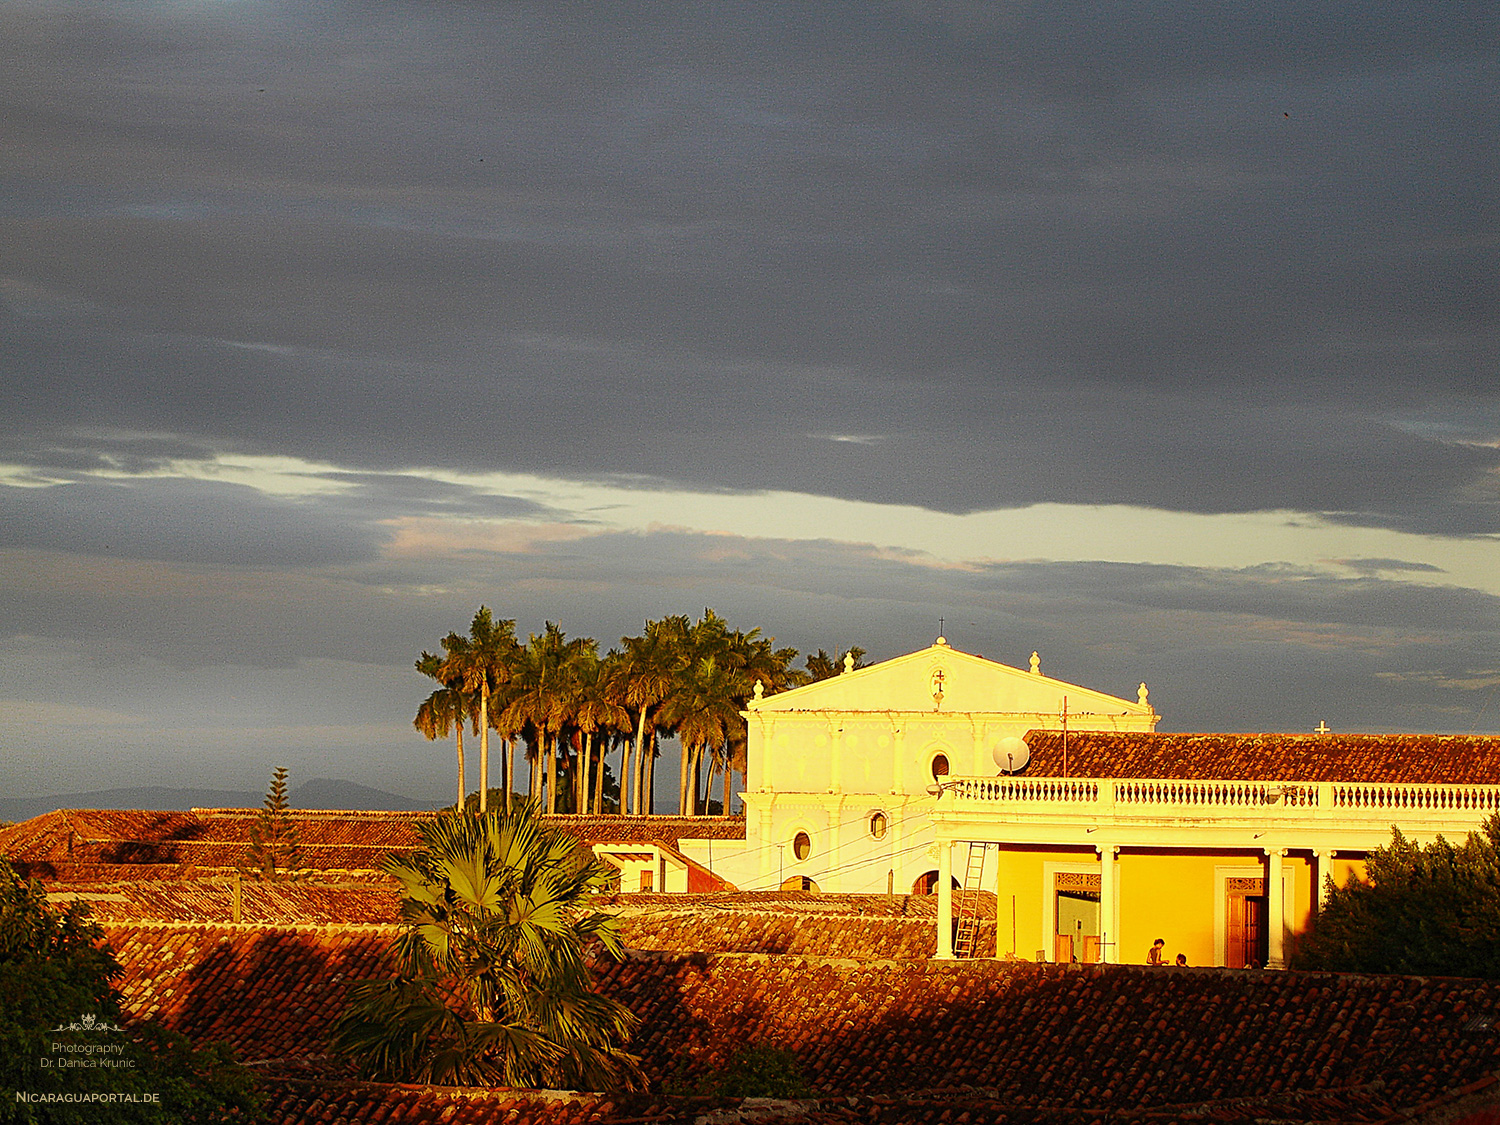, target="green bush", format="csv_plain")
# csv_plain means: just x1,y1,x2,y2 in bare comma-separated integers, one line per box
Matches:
687,1044,811,1099
1295,815,1500,978
0,860,261,1123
